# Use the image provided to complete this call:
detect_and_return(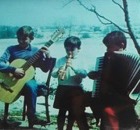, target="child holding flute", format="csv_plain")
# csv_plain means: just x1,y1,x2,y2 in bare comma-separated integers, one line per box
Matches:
52,36,89,130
